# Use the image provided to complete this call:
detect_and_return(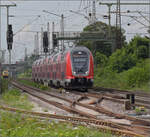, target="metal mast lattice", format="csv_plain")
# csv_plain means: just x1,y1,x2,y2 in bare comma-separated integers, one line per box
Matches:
116,0,122,49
